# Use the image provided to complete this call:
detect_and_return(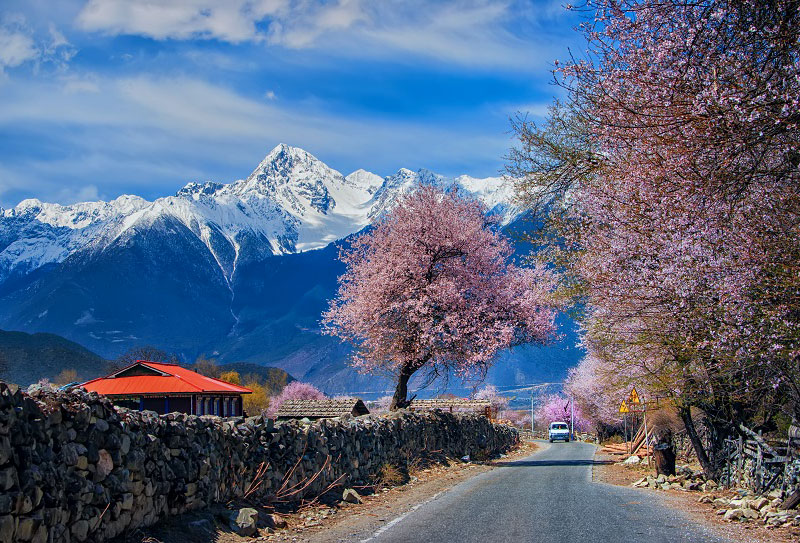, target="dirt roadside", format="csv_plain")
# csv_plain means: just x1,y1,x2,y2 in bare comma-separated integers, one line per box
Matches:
118,441,540,543
593,452,799,543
